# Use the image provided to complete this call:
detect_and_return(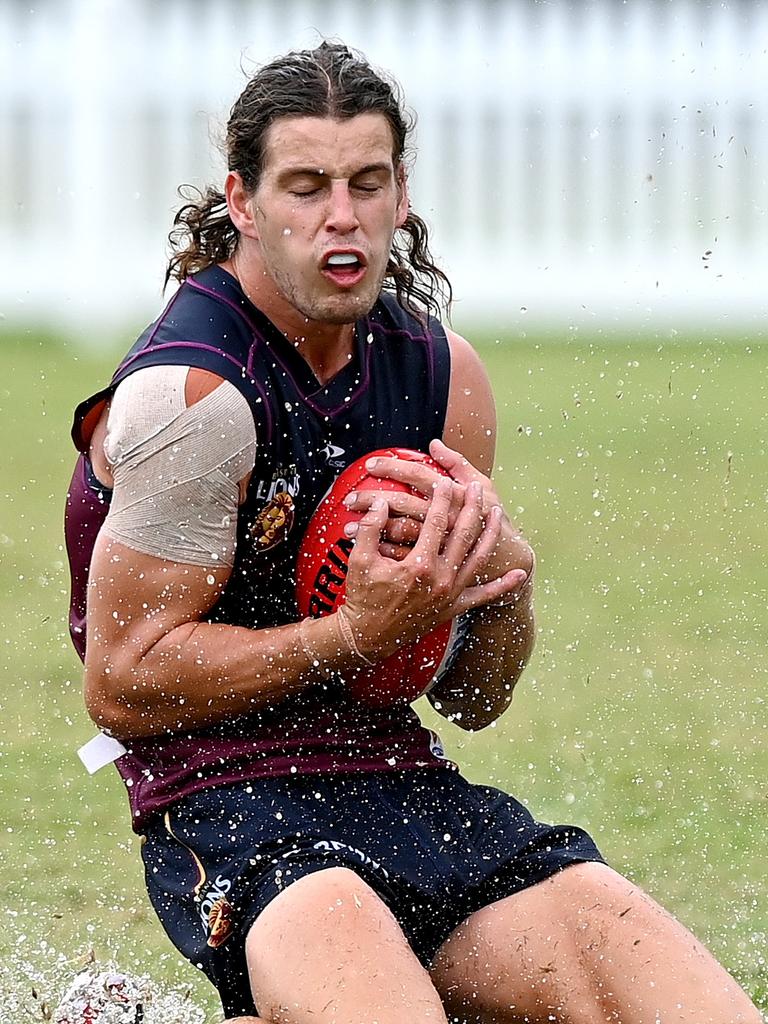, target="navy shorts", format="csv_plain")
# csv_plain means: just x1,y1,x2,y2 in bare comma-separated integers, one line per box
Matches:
141,768,603,1018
